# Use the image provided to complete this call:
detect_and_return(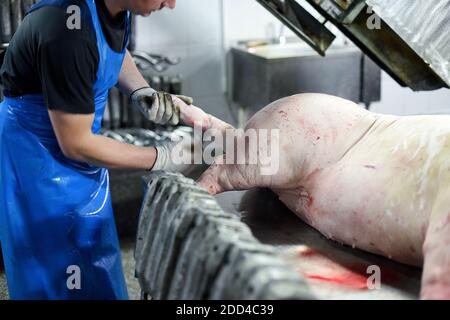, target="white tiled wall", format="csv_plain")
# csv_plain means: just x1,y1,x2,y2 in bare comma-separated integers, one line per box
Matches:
222,0,287,47
370,72,450,115
135,0,450,123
